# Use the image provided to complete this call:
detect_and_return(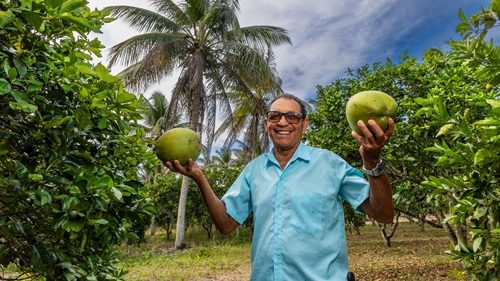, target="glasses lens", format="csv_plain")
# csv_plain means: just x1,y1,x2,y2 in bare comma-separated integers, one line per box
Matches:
266,111,302,124
267,111,282,122
284,112,301,124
